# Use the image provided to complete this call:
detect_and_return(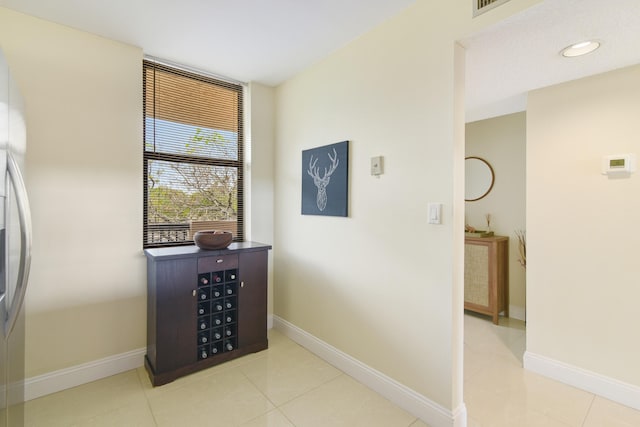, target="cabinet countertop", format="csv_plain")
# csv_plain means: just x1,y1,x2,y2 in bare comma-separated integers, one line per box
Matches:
464,235,508,243
144,241,272,260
